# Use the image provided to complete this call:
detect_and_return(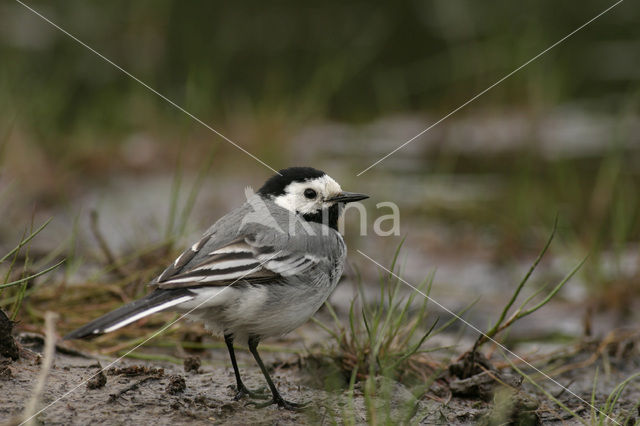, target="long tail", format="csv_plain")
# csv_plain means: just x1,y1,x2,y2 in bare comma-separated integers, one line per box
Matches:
64,288,194,340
